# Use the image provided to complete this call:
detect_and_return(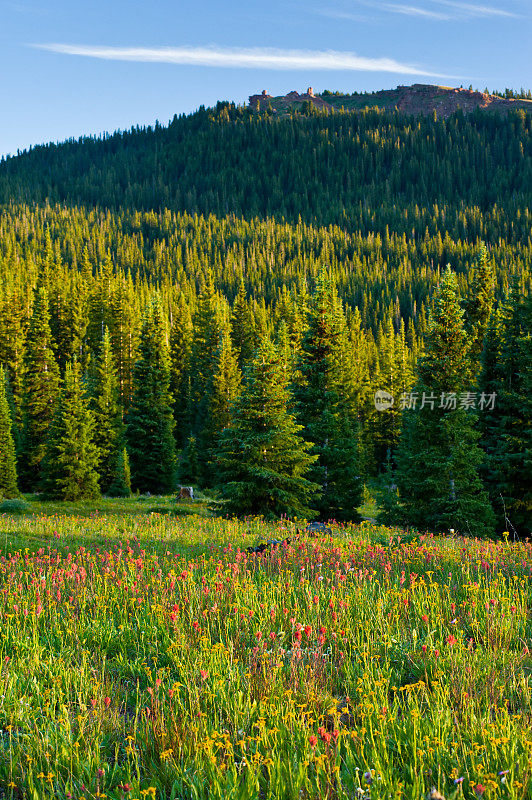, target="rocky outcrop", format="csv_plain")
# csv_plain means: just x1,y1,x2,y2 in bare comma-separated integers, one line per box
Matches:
248,83,532,118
